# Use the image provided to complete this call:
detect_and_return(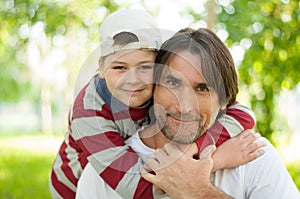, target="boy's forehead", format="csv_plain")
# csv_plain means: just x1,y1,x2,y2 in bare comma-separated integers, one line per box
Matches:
104,49,155,64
